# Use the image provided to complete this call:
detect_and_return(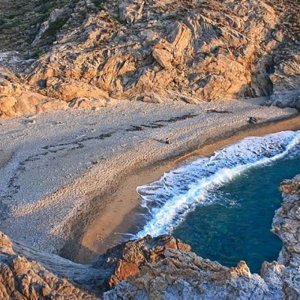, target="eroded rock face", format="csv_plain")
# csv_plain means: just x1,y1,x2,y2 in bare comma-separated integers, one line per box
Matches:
28,0,281,102
272,175,300,298
268,89,300,110
0,232,98,299
0,65,116,118
0,0,299,117
0,66,65,118
94,235,191,288
0,175,299,299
